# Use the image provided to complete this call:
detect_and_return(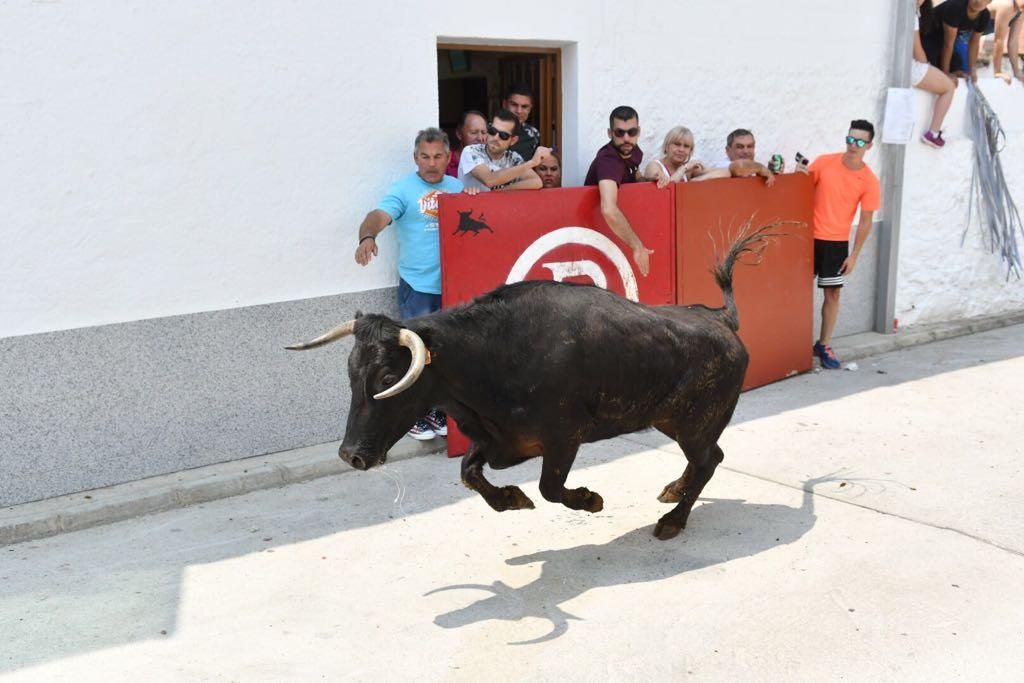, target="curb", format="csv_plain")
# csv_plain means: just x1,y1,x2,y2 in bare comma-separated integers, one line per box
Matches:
3,311,1022,546
1,437,447,547
832,310,1024,363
